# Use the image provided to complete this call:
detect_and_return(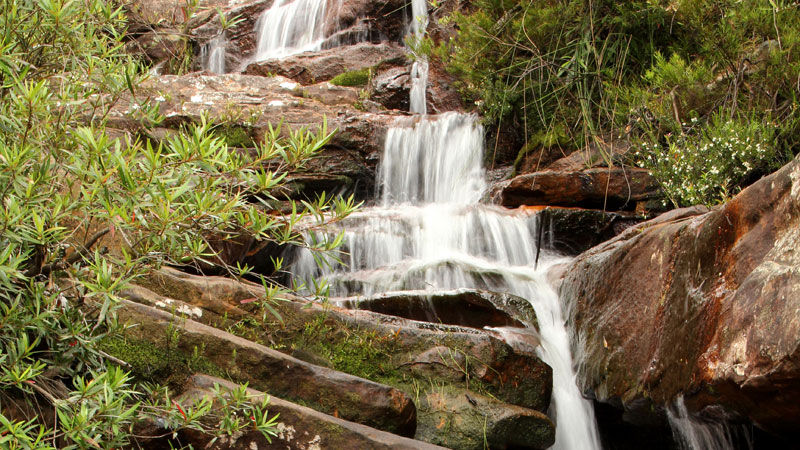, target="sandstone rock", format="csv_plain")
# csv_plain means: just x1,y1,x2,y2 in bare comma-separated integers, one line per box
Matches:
525,206,641,255
115,299,417,436
173,374,447,450
243,42,406,85
108,72,398,200
491,167,661,210
426,61,464,113
417,388,555,450
370,66,411,111
560,154,800,435
131,267,553,415
337,289,535,329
